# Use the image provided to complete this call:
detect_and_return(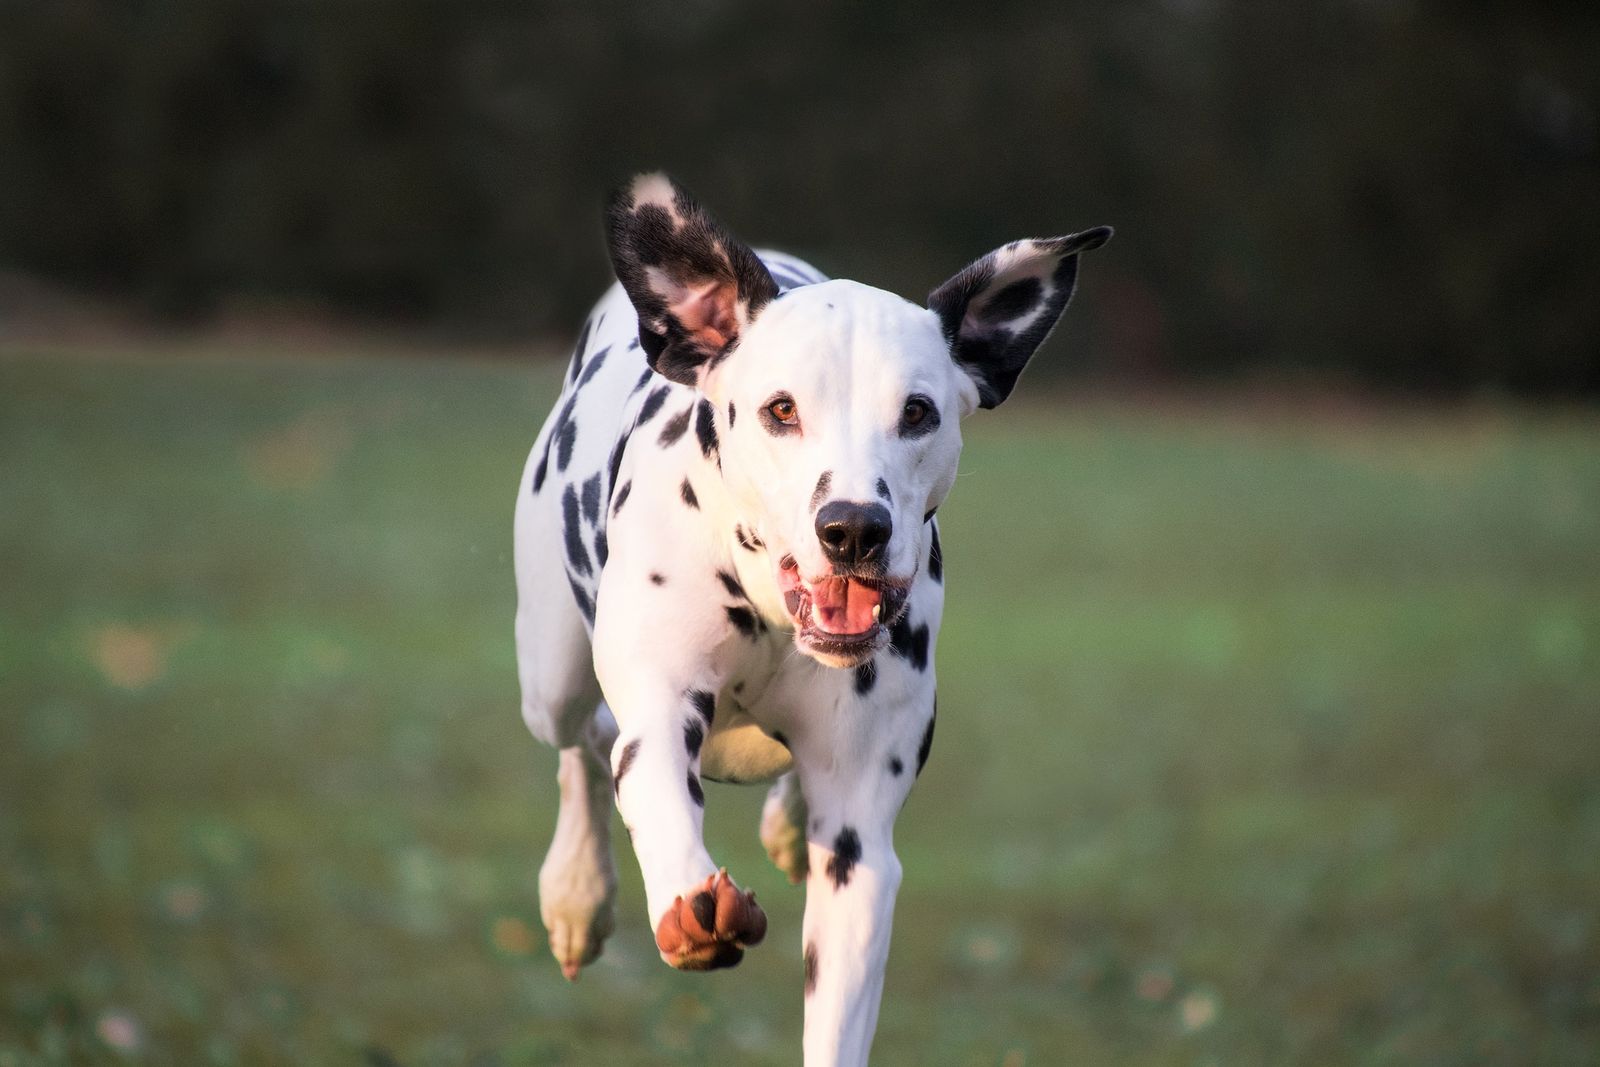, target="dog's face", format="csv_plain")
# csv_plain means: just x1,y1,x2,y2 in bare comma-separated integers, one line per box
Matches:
606,173,1110,667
